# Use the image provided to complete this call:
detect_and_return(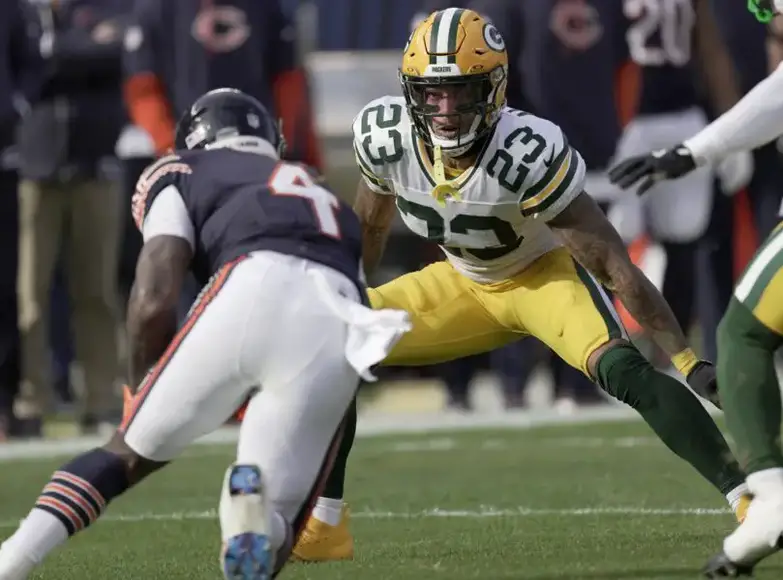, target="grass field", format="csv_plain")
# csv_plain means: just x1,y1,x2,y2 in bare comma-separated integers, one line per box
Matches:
3,415,783,579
